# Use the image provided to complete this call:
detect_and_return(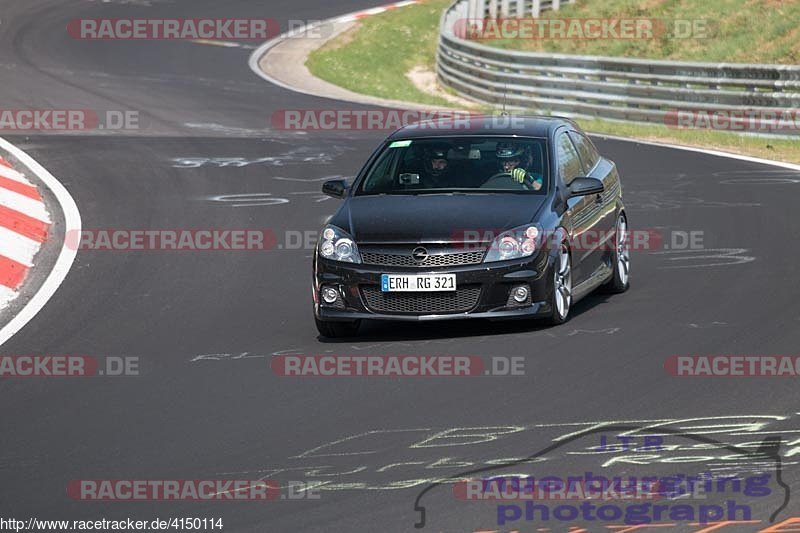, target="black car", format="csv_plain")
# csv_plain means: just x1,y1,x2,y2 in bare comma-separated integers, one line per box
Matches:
312,116,629,338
